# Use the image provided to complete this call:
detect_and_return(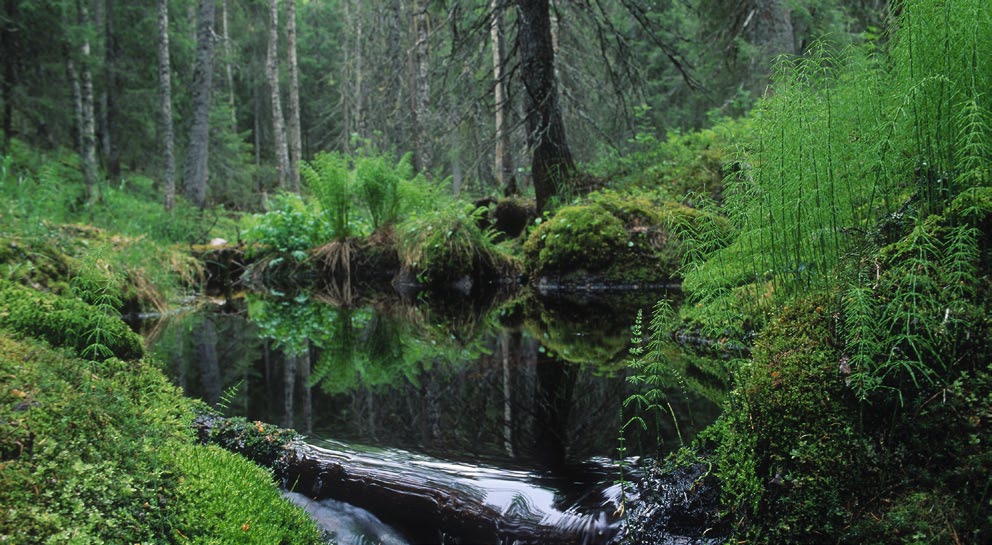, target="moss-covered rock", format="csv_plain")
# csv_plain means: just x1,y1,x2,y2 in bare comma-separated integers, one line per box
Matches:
523,190,729,284
0,281,144,360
